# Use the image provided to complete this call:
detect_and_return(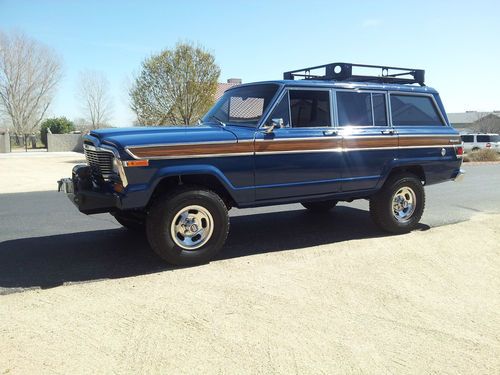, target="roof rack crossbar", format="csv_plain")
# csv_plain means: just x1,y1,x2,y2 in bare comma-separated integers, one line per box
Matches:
283,62,425,86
